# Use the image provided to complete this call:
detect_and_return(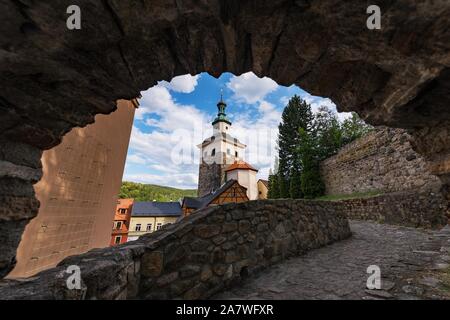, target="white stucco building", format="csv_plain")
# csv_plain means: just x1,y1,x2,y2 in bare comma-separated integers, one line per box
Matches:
197,96,266,200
